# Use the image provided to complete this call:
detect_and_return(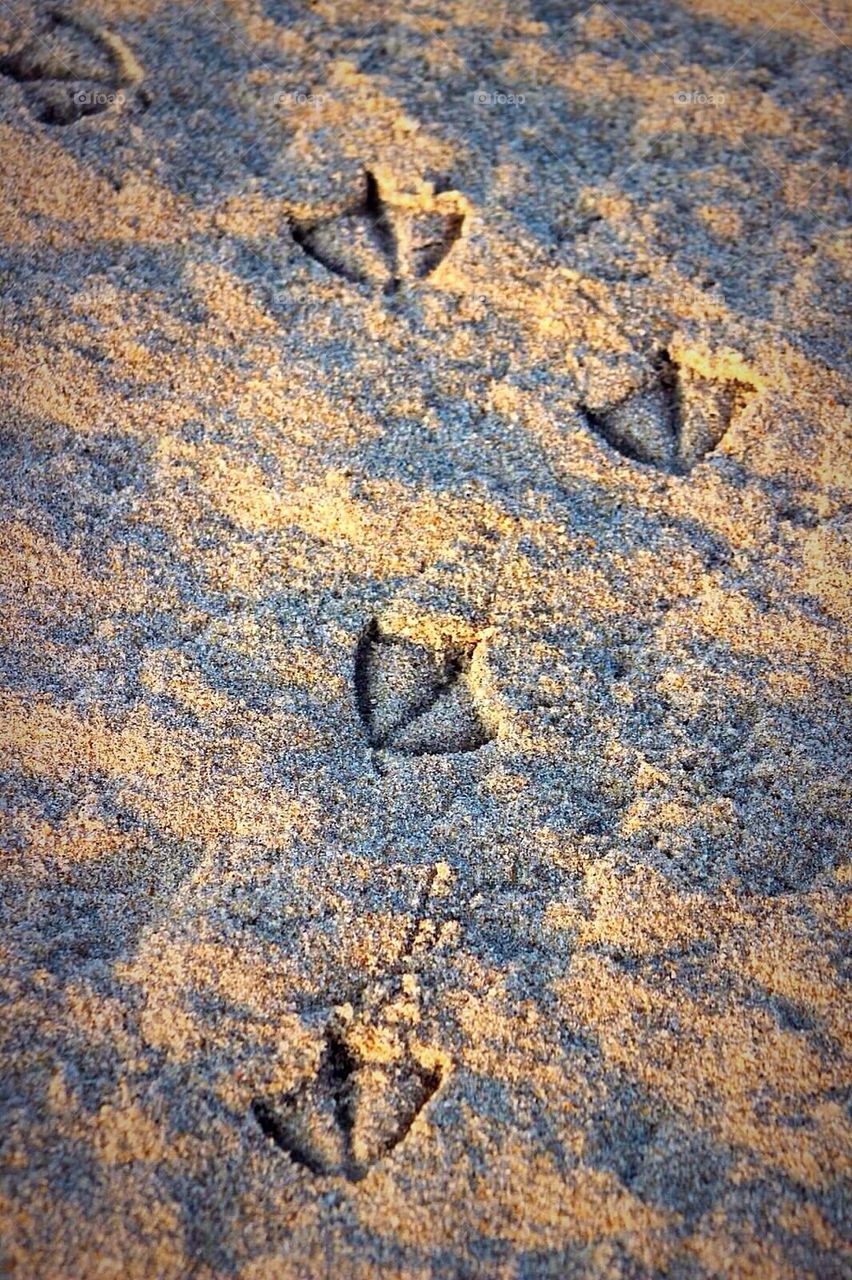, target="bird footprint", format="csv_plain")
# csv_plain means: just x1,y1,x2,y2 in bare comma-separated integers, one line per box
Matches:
355,621,494,755
0,8,143,126
583,350,757,474
292,168,468,293
253,1030,442,1182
